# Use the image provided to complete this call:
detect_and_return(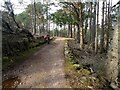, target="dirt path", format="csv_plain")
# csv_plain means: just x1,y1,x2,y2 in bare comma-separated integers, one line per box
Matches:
3,37,70,88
